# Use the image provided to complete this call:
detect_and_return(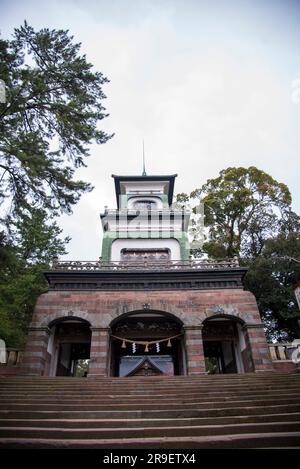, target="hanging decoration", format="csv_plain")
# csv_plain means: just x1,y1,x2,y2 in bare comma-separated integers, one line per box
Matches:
111,333,183,352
